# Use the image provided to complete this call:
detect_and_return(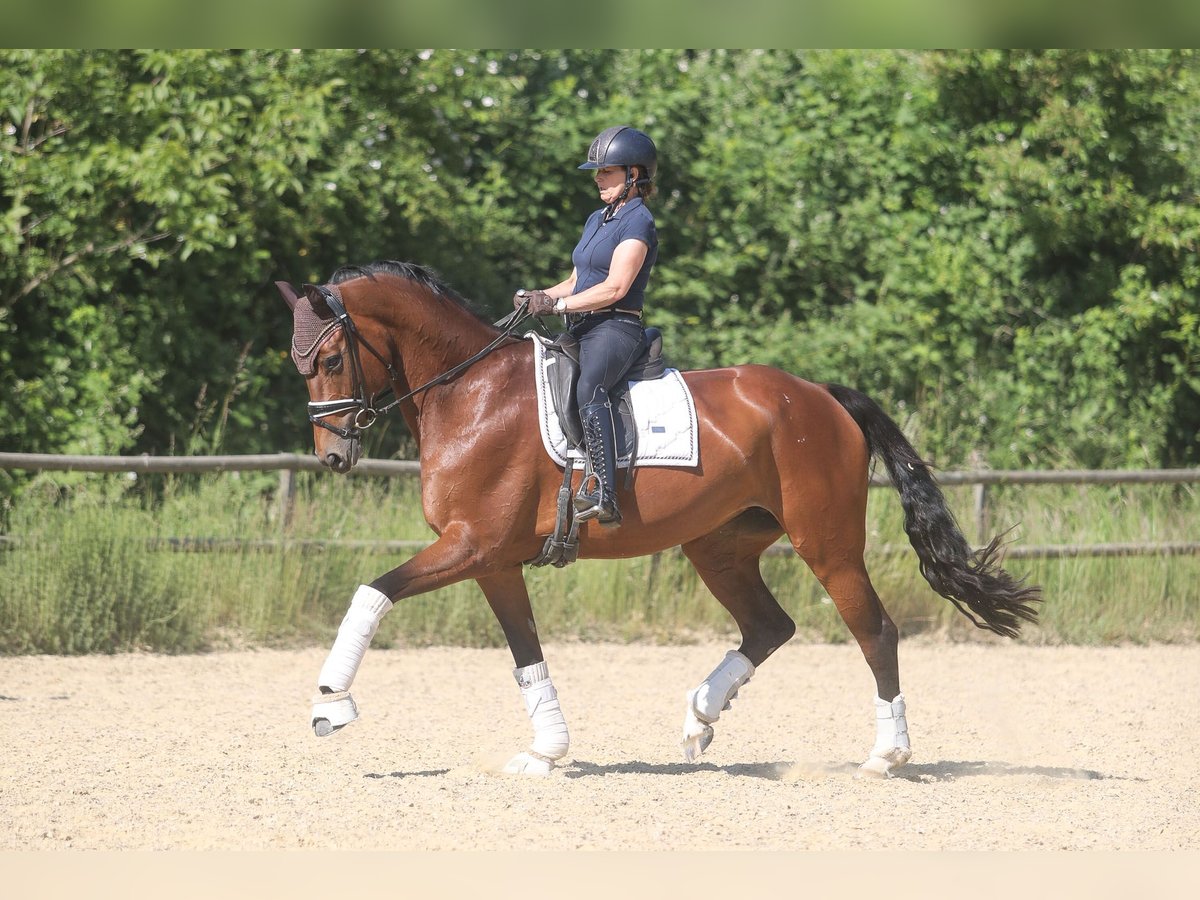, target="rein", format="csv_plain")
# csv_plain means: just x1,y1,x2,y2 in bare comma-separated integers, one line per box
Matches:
307,285,535,440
